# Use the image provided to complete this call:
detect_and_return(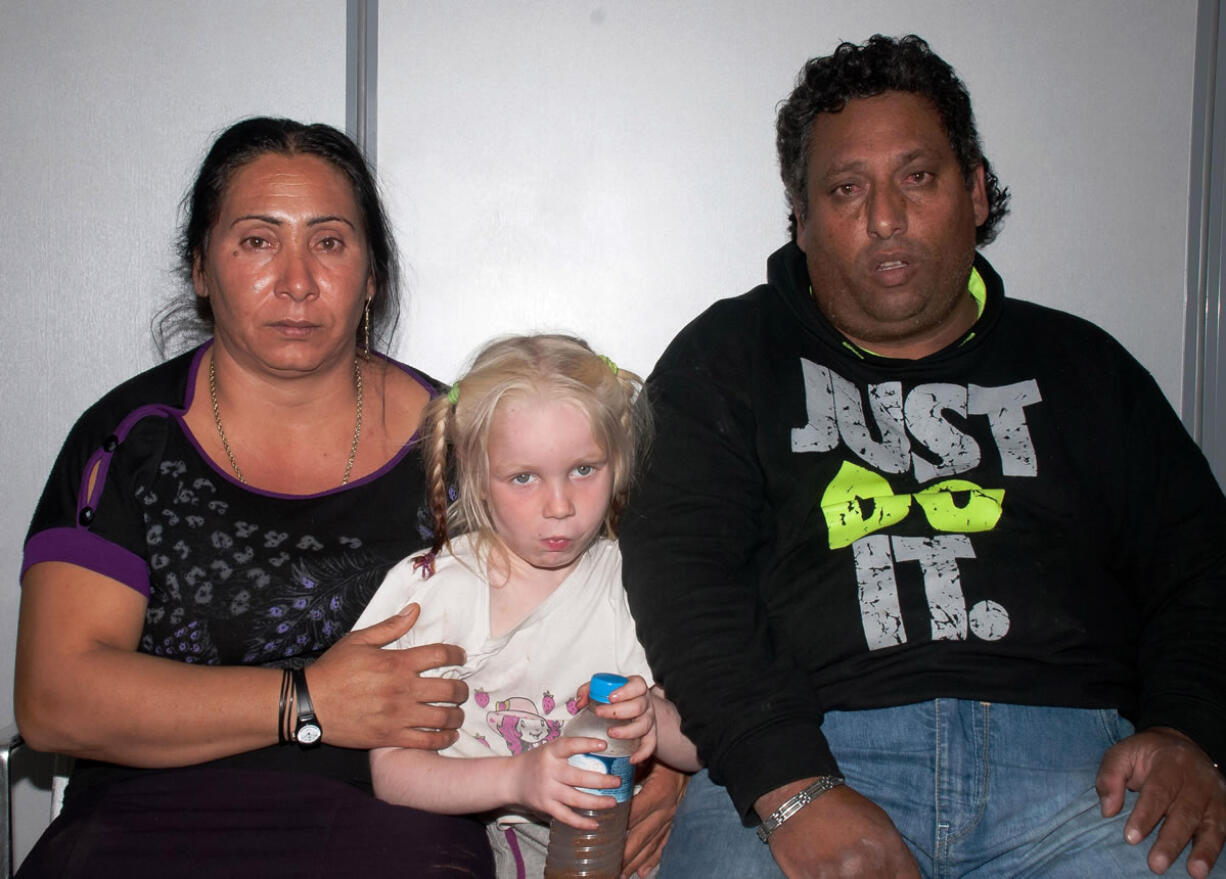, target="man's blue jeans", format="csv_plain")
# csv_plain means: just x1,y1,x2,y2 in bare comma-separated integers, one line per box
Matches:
659,701,1222,878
